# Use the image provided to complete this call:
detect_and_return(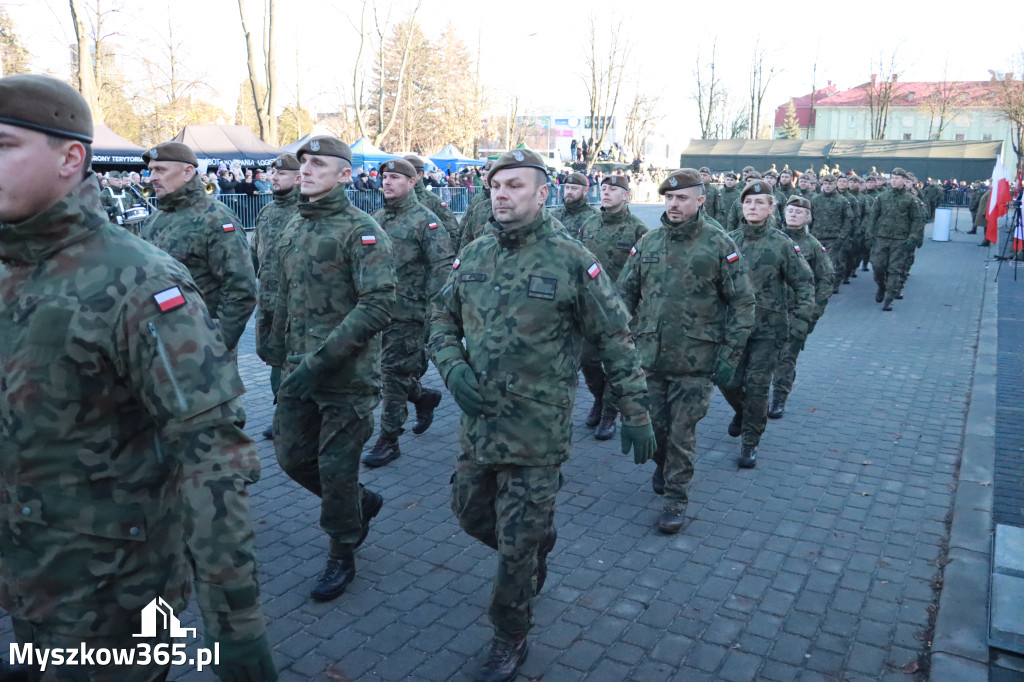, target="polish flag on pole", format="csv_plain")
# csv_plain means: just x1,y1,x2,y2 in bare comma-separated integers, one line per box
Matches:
985,153,1012,245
